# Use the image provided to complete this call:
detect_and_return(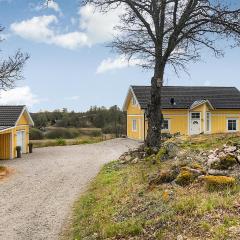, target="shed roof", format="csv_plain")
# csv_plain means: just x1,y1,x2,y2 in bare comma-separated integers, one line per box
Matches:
0,106,34,132
130,86,240,109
